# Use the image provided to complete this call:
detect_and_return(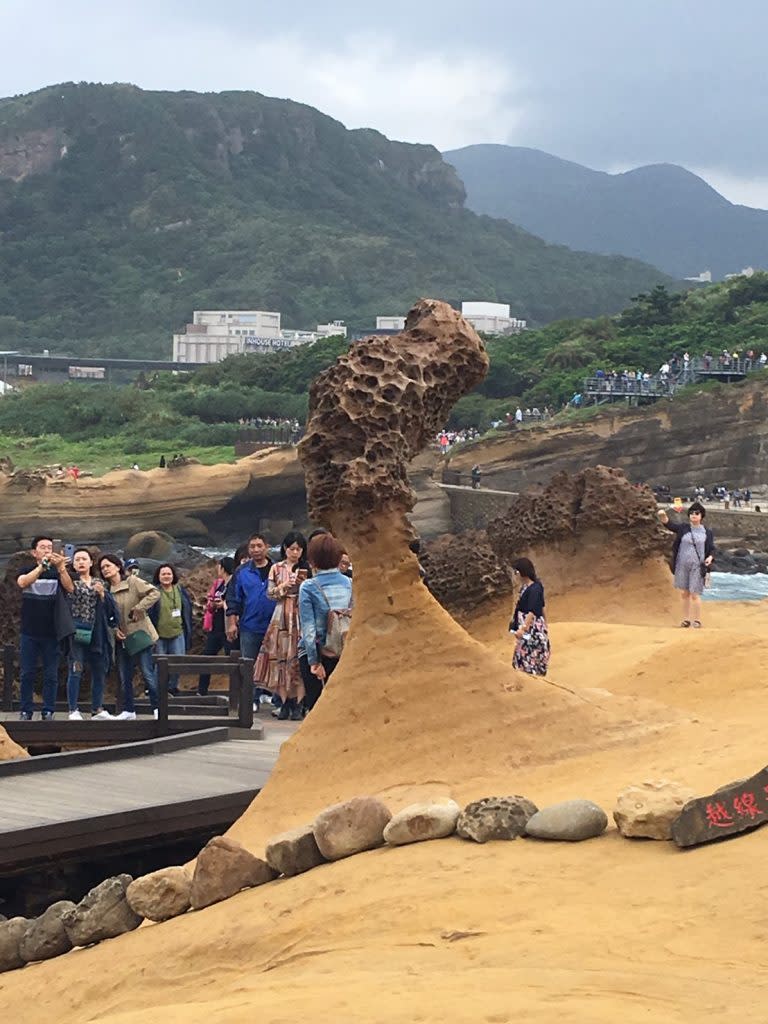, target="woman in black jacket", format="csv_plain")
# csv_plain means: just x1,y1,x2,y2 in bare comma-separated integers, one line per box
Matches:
657,501,715,628
508,557,550,676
